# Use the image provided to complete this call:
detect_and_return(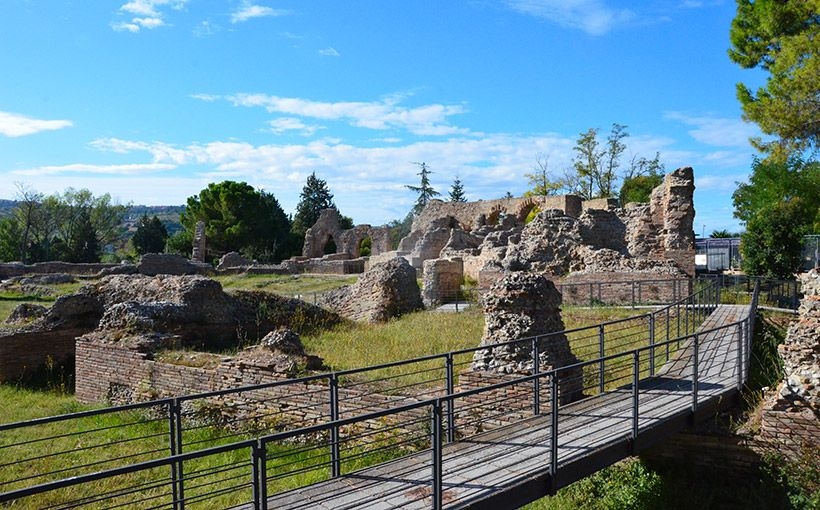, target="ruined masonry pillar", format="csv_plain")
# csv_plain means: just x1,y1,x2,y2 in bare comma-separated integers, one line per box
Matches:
192,221,206,263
